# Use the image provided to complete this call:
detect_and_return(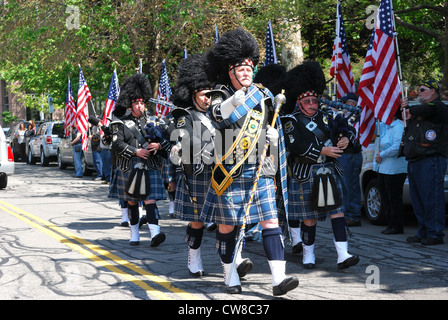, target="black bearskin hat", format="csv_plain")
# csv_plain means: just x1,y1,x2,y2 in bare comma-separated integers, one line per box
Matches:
113,73,152,117
206,28,260,85
253,63,287,96
172,54,215,109
283,60,326,114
